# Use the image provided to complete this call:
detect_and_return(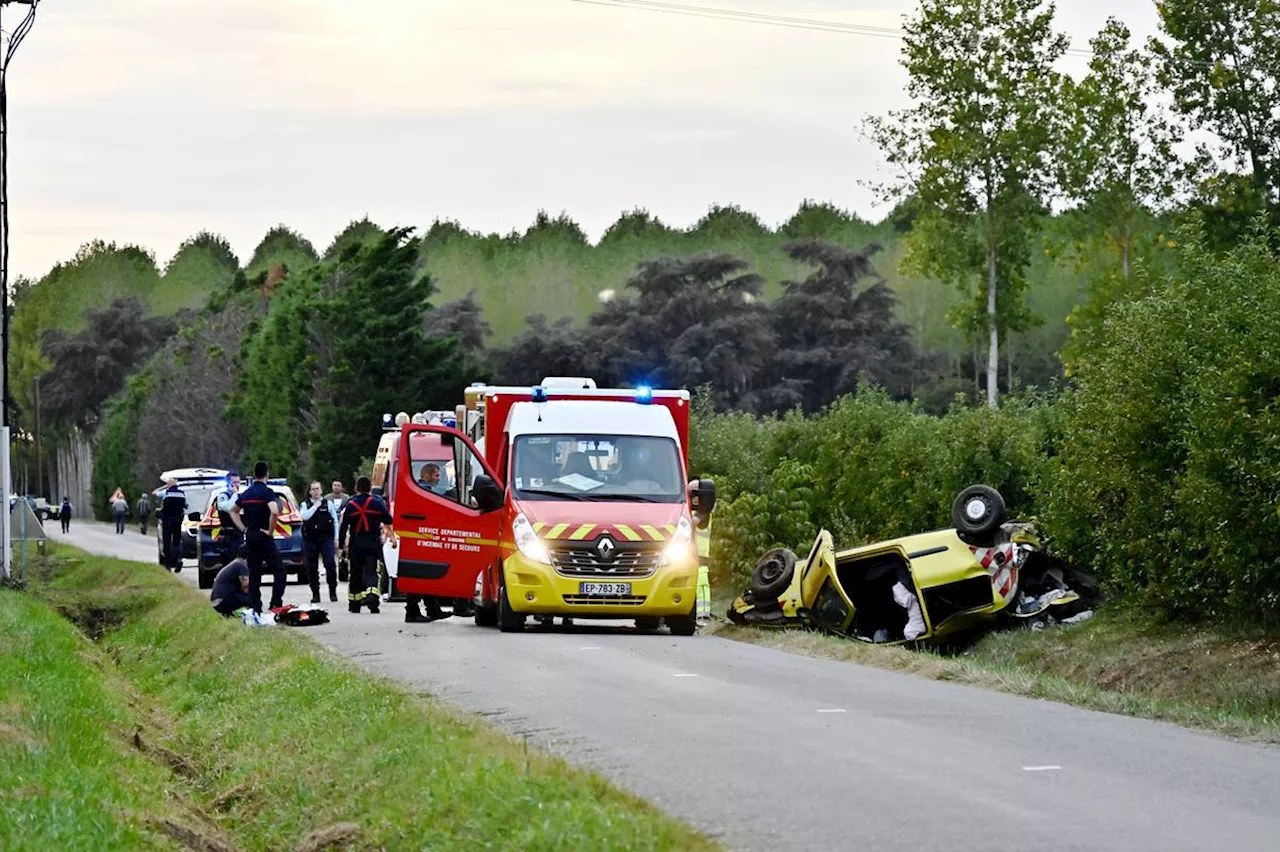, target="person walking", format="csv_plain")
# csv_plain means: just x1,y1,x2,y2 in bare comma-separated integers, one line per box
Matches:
228,461,286,614
339,476,391,615
160,479,188,570
58,497,73,533
300,480,339,604
113,493,129,534
136,492,152,535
